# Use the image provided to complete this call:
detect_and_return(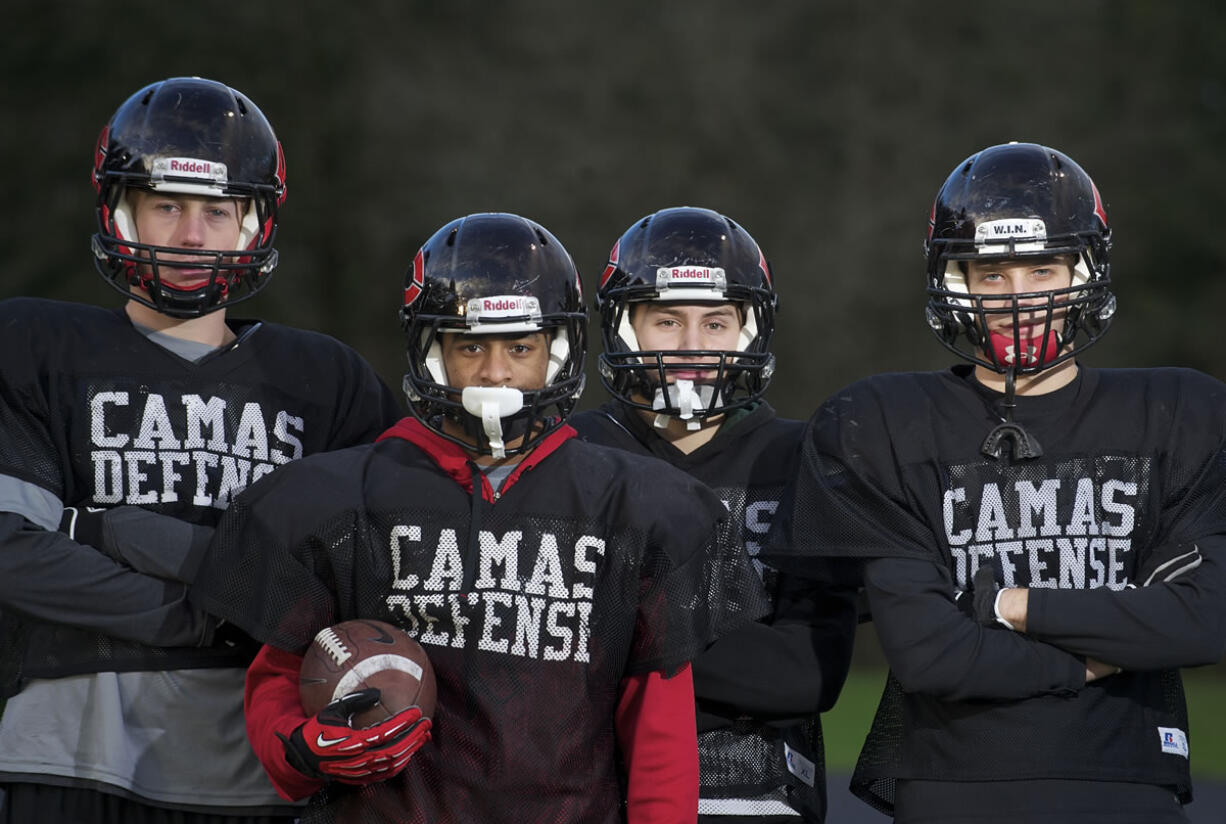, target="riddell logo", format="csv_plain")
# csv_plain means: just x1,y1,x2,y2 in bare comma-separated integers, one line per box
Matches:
466,295,541,323
169,159,212,175
151,157,227,183
668,267,716,281
481,297,527,312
